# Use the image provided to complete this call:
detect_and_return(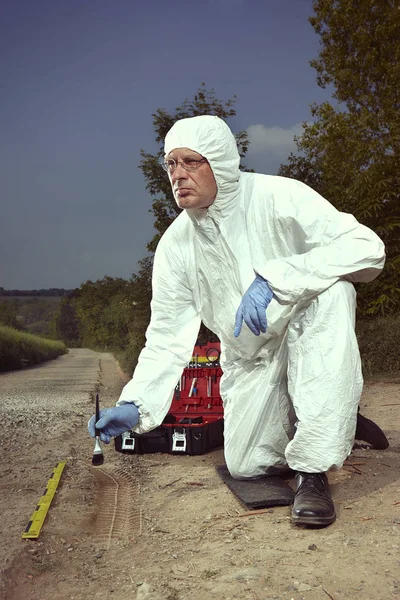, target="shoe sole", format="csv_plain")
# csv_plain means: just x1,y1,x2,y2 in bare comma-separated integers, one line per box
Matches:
291,513,336,526
356,414,389,449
